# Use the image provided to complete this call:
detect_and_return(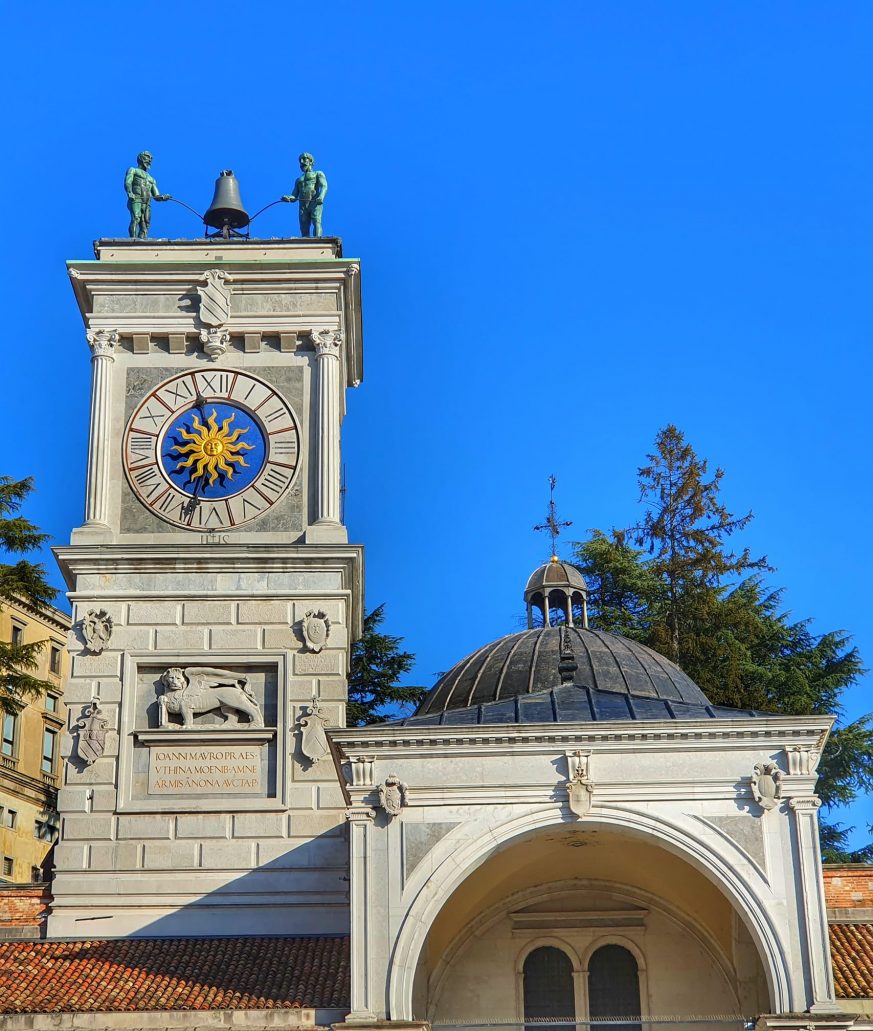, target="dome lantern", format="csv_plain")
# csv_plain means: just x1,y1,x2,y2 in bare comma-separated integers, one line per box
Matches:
524,555,589,628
